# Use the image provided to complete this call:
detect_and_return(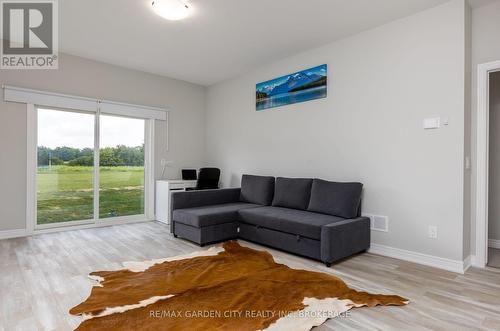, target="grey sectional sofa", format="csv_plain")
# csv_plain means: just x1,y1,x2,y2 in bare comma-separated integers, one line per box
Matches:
170,175,370,266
